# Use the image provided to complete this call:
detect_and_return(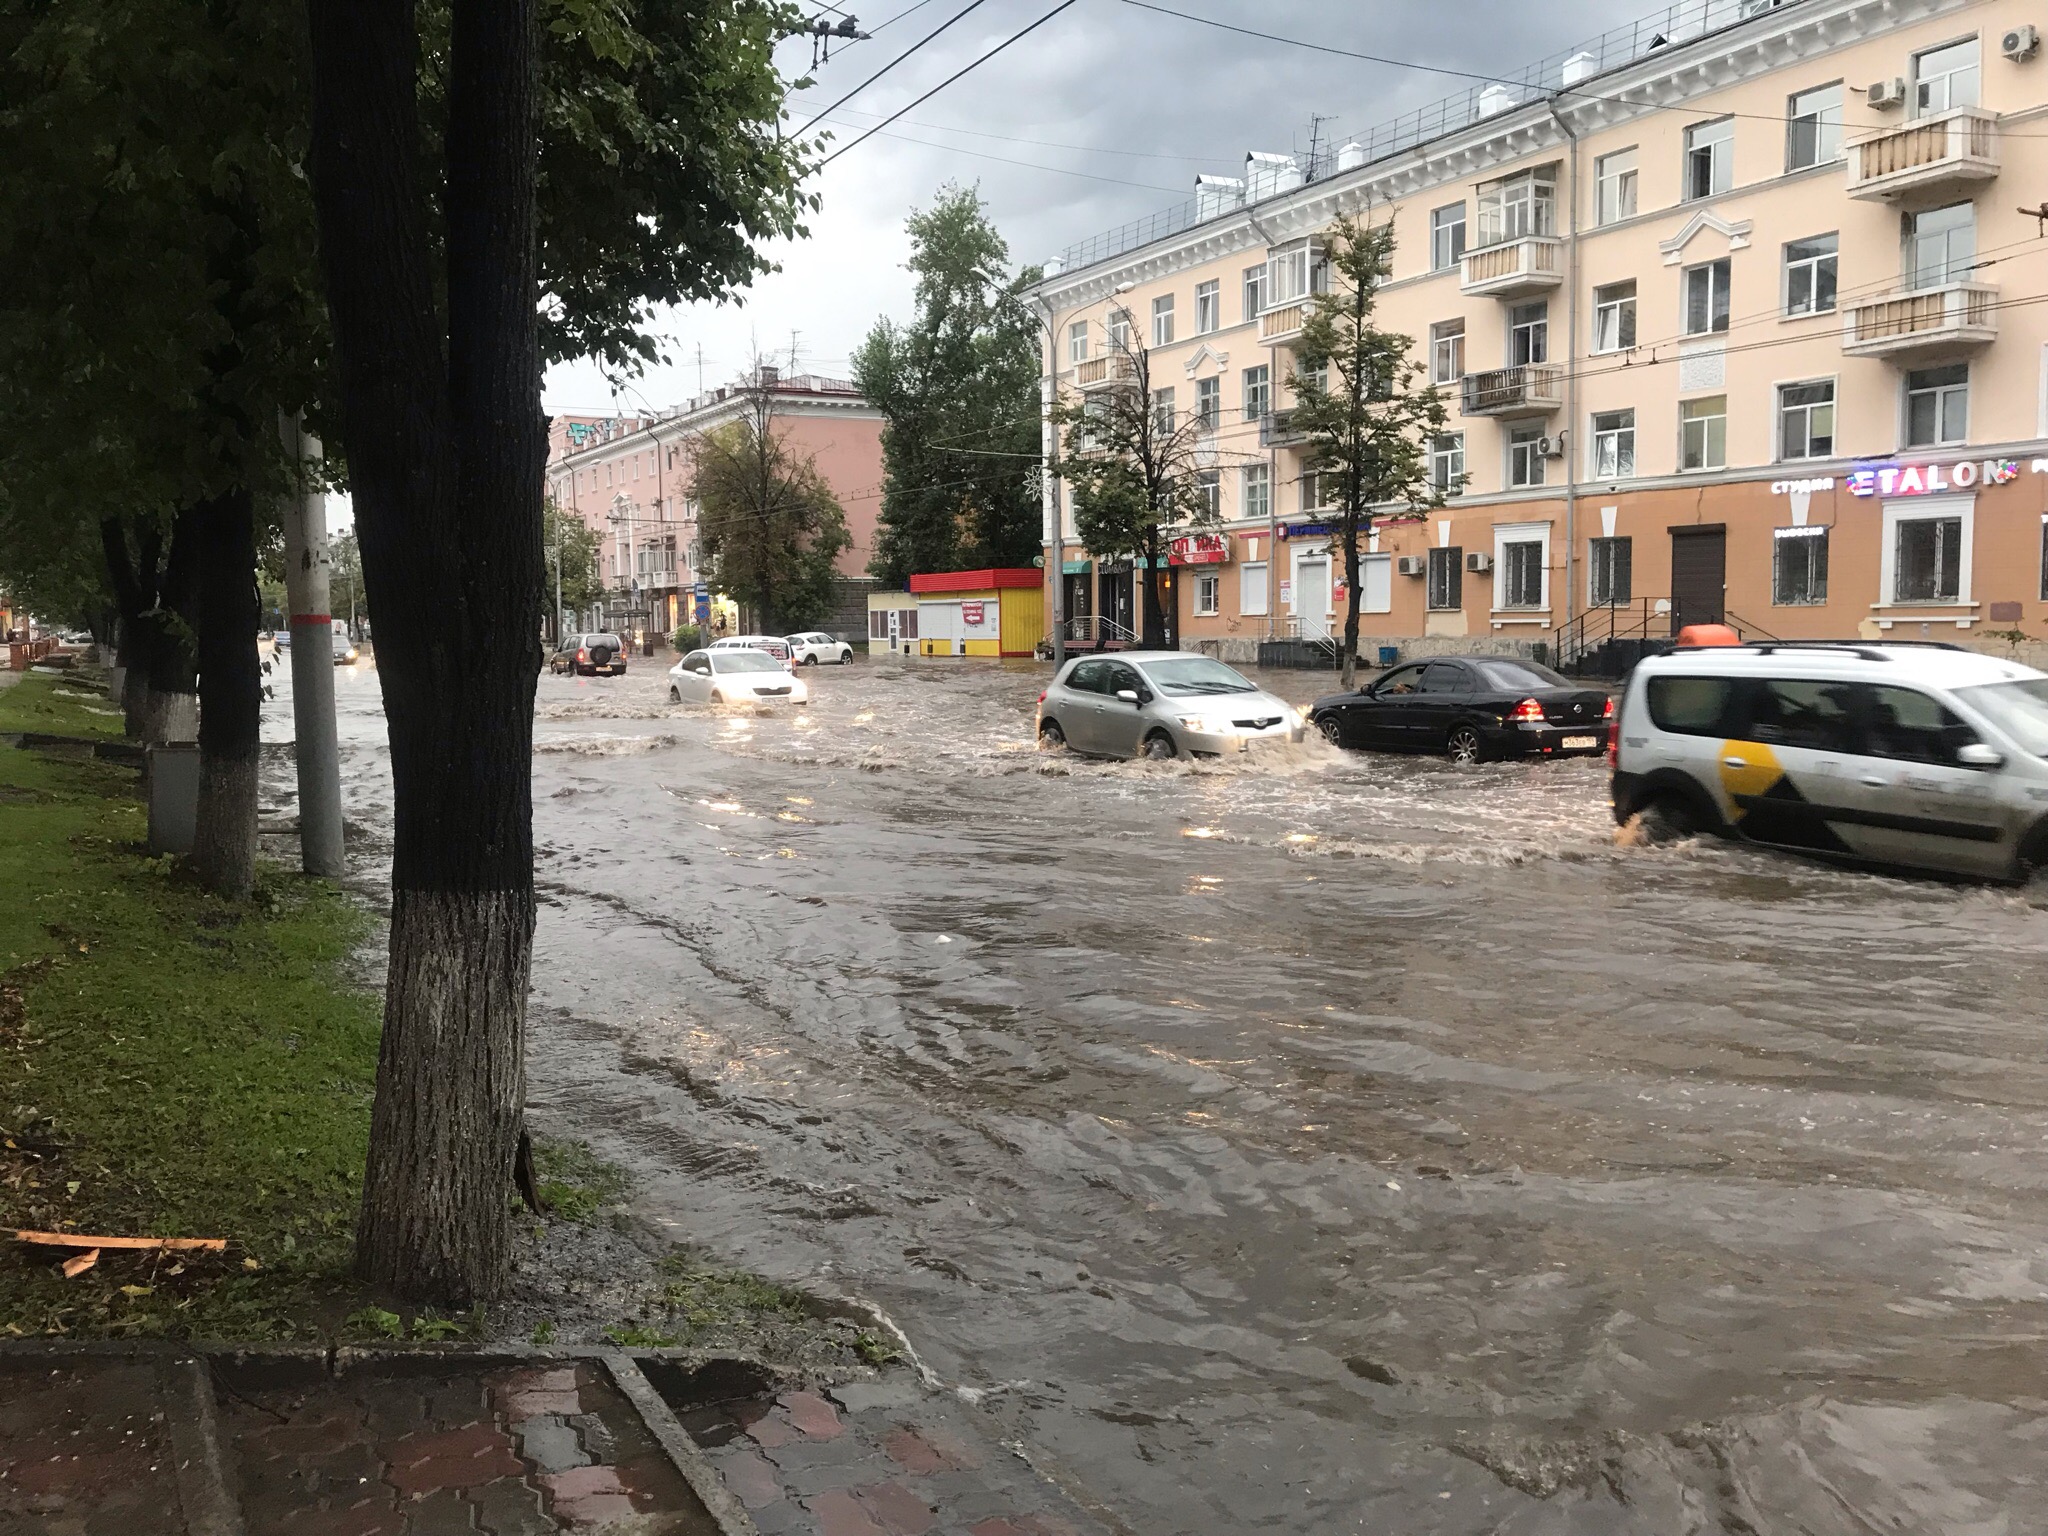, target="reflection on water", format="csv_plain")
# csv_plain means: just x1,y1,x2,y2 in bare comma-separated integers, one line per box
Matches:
272,656,2048,1535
